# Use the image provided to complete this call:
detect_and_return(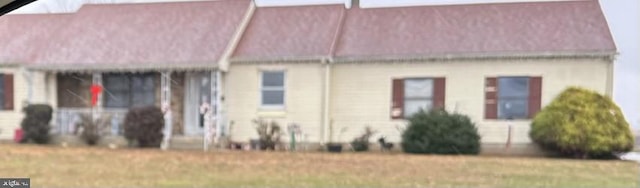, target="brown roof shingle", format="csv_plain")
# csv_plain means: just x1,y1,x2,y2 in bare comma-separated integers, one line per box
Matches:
0,13,71,64
32,0,250,71
232,5,344,60
334,0,615,58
